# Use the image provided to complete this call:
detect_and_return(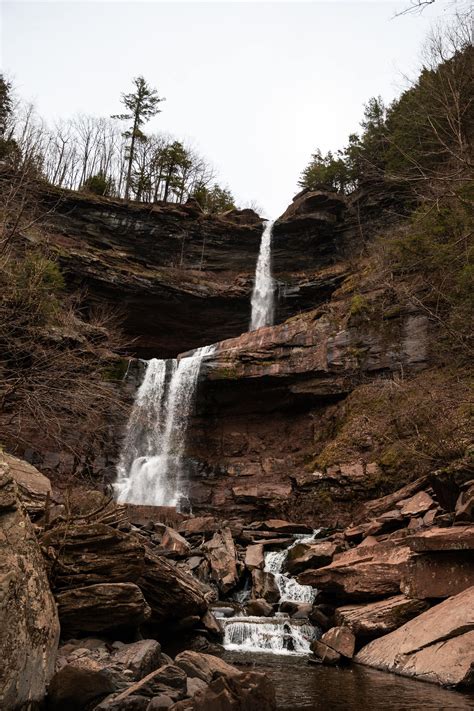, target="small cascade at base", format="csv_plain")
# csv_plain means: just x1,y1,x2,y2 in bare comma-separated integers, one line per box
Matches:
222,616,315,655
221,532,319,655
